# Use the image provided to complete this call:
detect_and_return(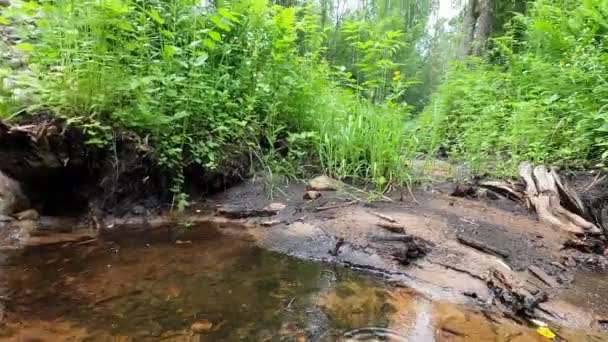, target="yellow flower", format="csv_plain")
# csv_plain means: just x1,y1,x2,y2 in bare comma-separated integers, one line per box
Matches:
392,70,401,81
